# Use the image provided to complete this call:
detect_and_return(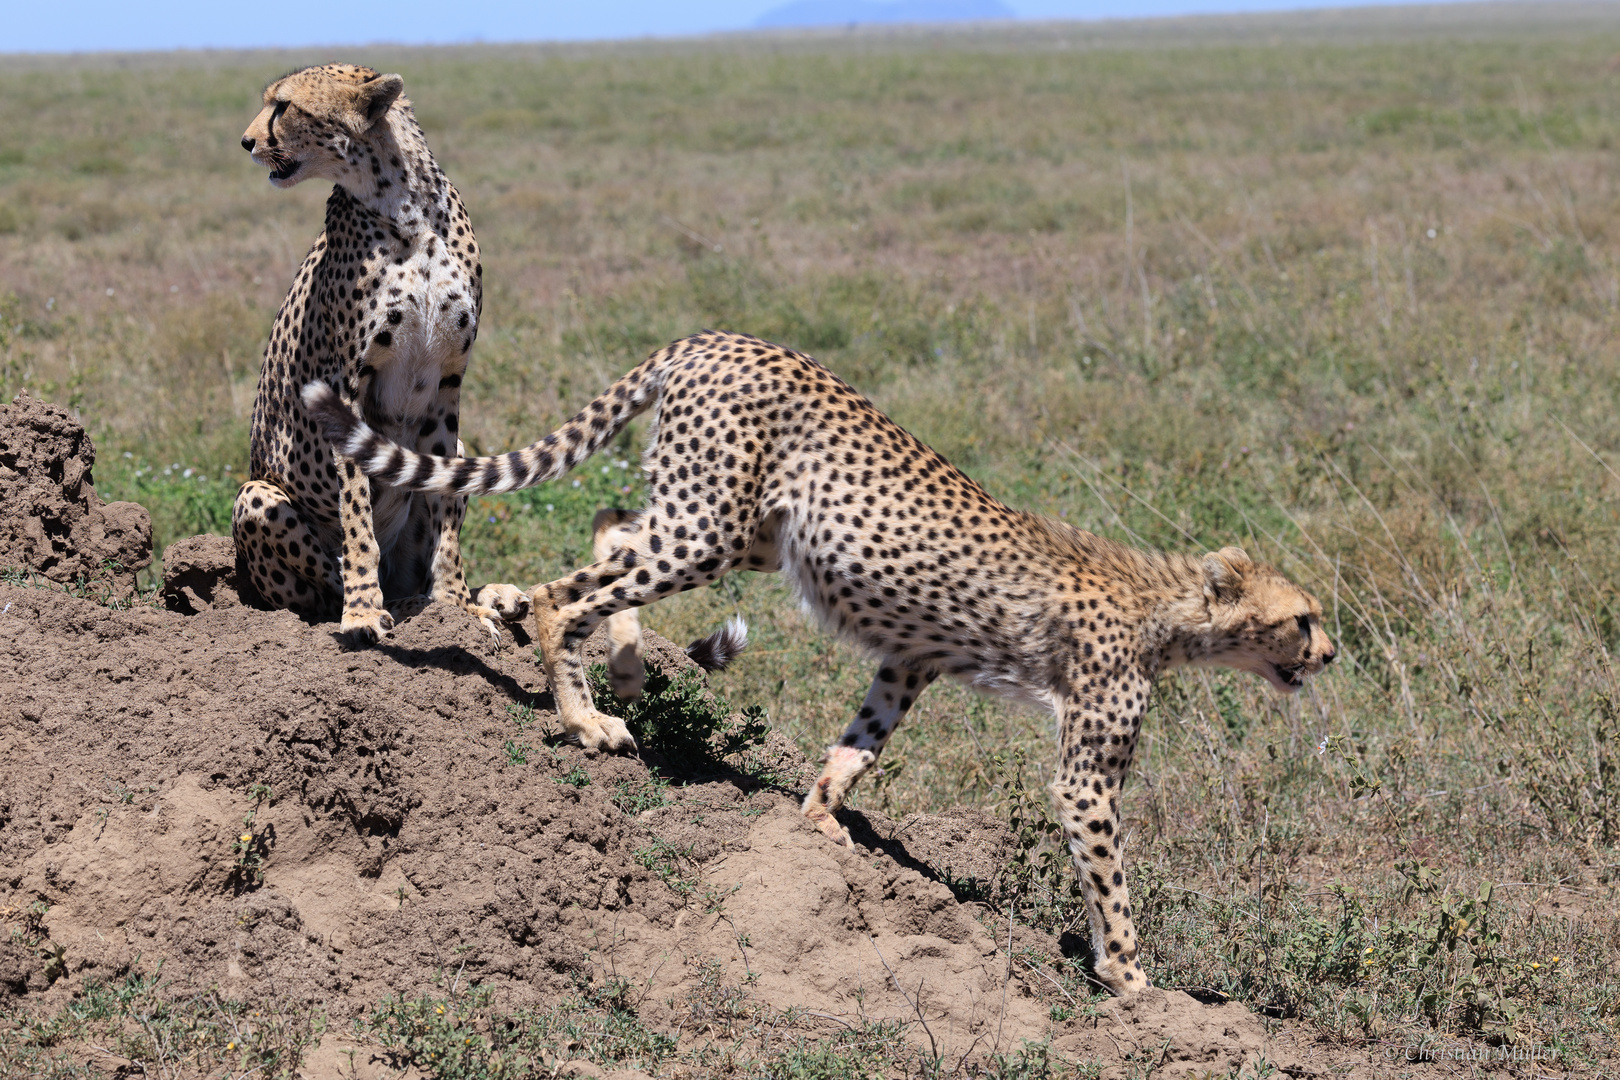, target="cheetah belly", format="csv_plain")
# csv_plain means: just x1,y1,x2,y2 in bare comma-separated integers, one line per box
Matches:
778,515,1054,708
365,286,470,558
